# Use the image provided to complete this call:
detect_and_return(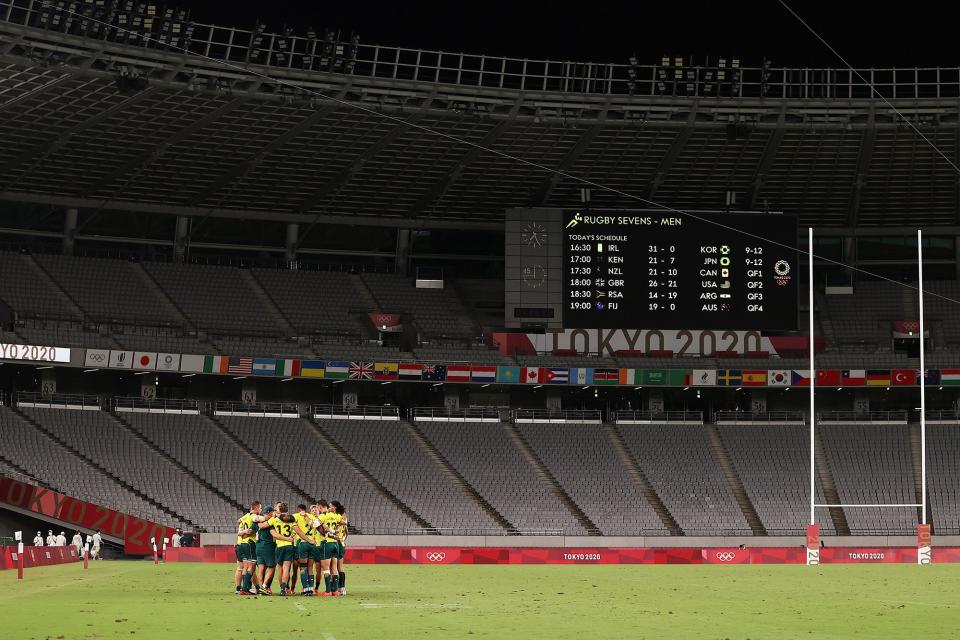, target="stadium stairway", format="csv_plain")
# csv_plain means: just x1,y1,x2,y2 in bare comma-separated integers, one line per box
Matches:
111,412,246,514
909,423,933,530
503,422,600,536
304,417,432,532
706,426,766,535
813,426,851,535
205,415,313,505
240,270,296,336
404,420,514,532
10,406,194,527
603,424,683,535
130,262,196,332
